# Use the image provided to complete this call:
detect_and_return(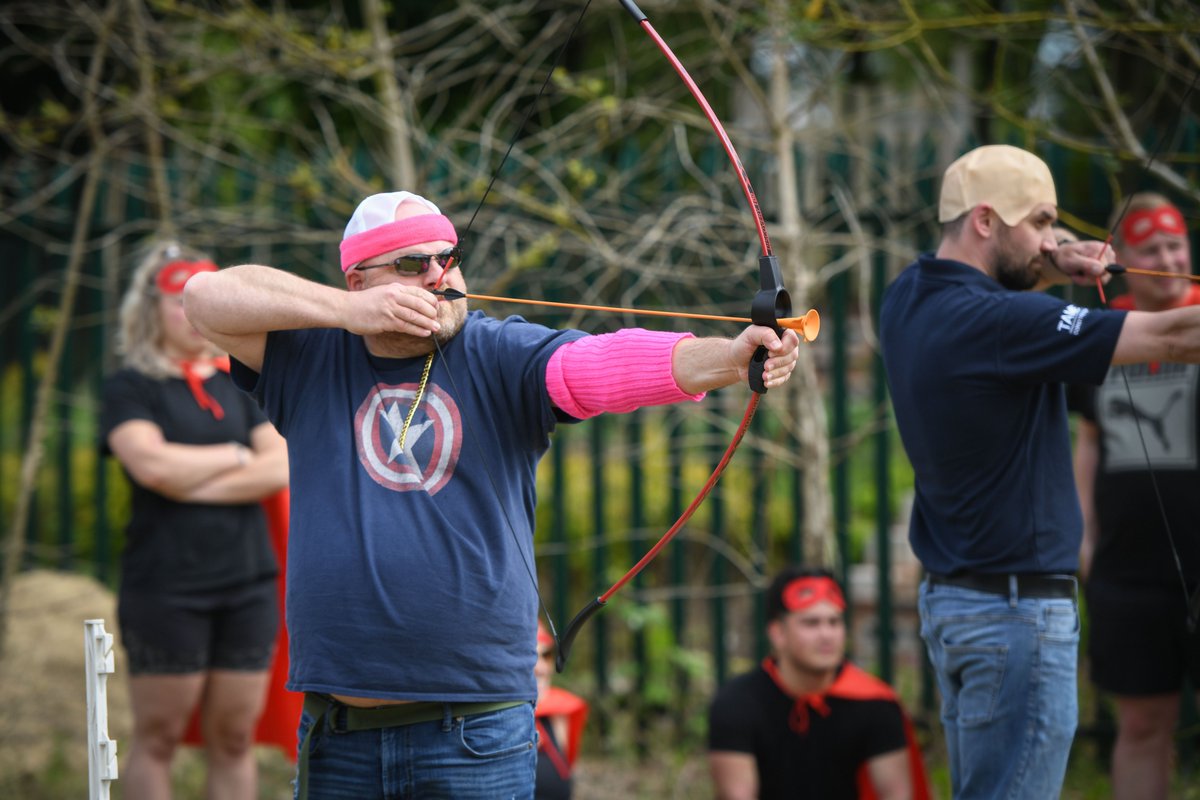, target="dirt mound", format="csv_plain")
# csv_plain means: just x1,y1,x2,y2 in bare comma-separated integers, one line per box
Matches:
0,569,130,783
